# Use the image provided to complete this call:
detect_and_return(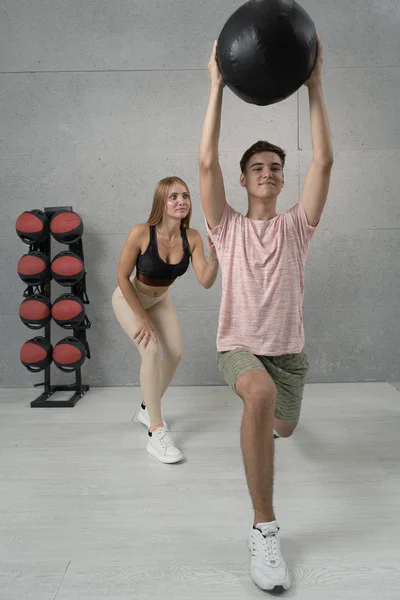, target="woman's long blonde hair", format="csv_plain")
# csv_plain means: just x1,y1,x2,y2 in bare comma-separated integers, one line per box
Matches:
147,176,192,229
